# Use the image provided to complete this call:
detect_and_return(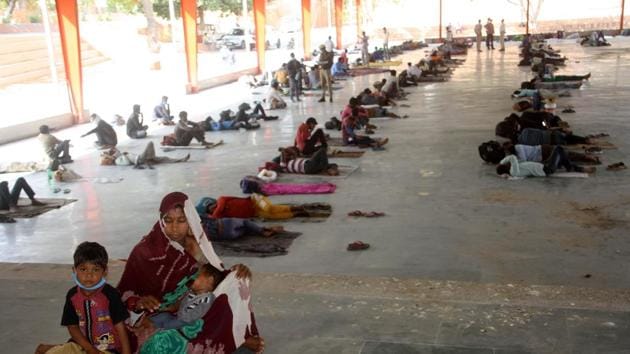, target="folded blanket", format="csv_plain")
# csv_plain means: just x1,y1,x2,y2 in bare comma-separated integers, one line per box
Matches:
261,182,336,195
212,231,302,257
